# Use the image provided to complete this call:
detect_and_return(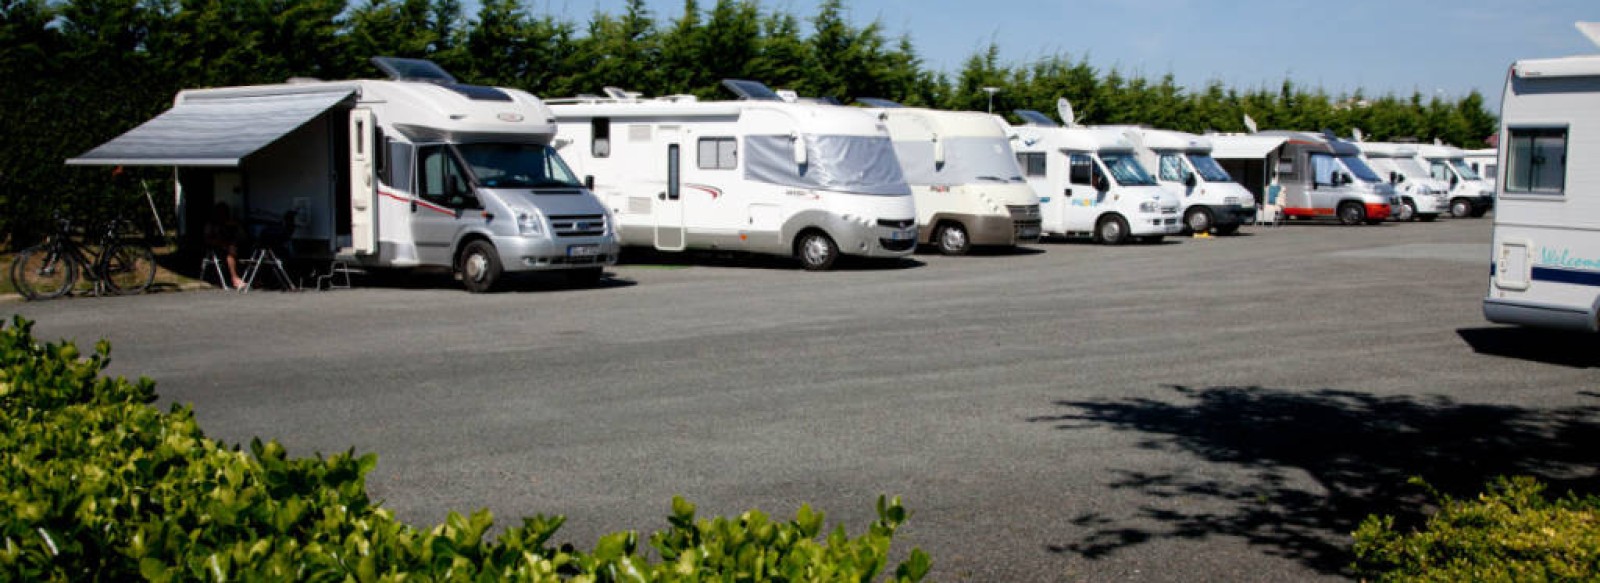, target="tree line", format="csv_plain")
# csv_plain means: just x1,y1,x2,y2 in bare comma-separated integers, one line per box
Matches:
0,0,1499,248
